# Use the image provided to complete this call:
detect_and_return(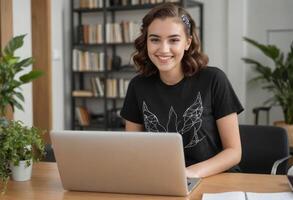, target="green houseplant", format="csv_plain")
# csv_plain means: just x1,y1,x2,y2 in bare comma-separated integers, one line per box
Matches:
0,119,45,193
0,35,44,194
242,37,293,125
0,34,42,116
243,37,293,147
